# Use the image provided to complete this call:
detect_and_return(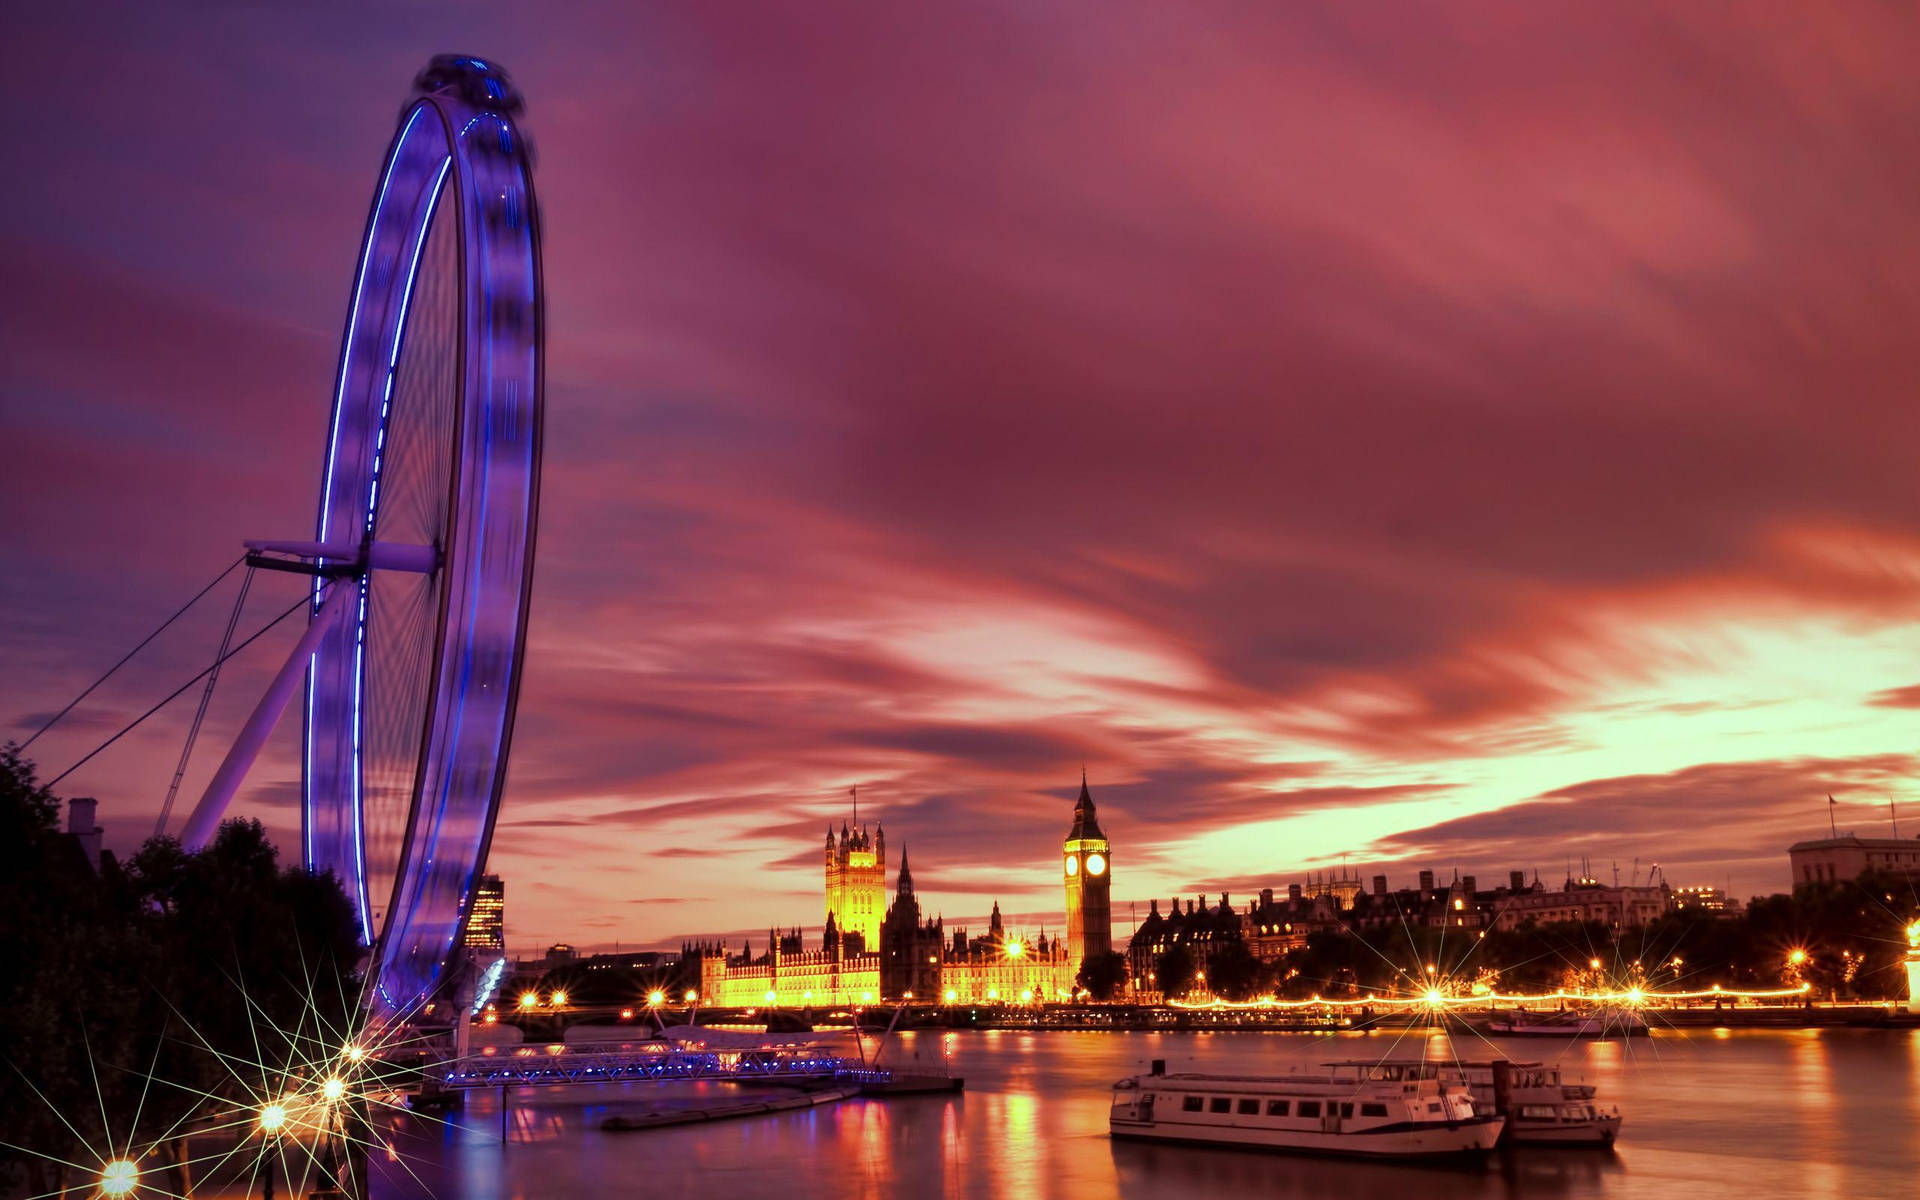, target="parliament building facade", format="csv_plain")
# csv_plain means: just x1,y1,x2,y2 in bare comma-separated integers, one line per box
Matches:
695,779,1112,1006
